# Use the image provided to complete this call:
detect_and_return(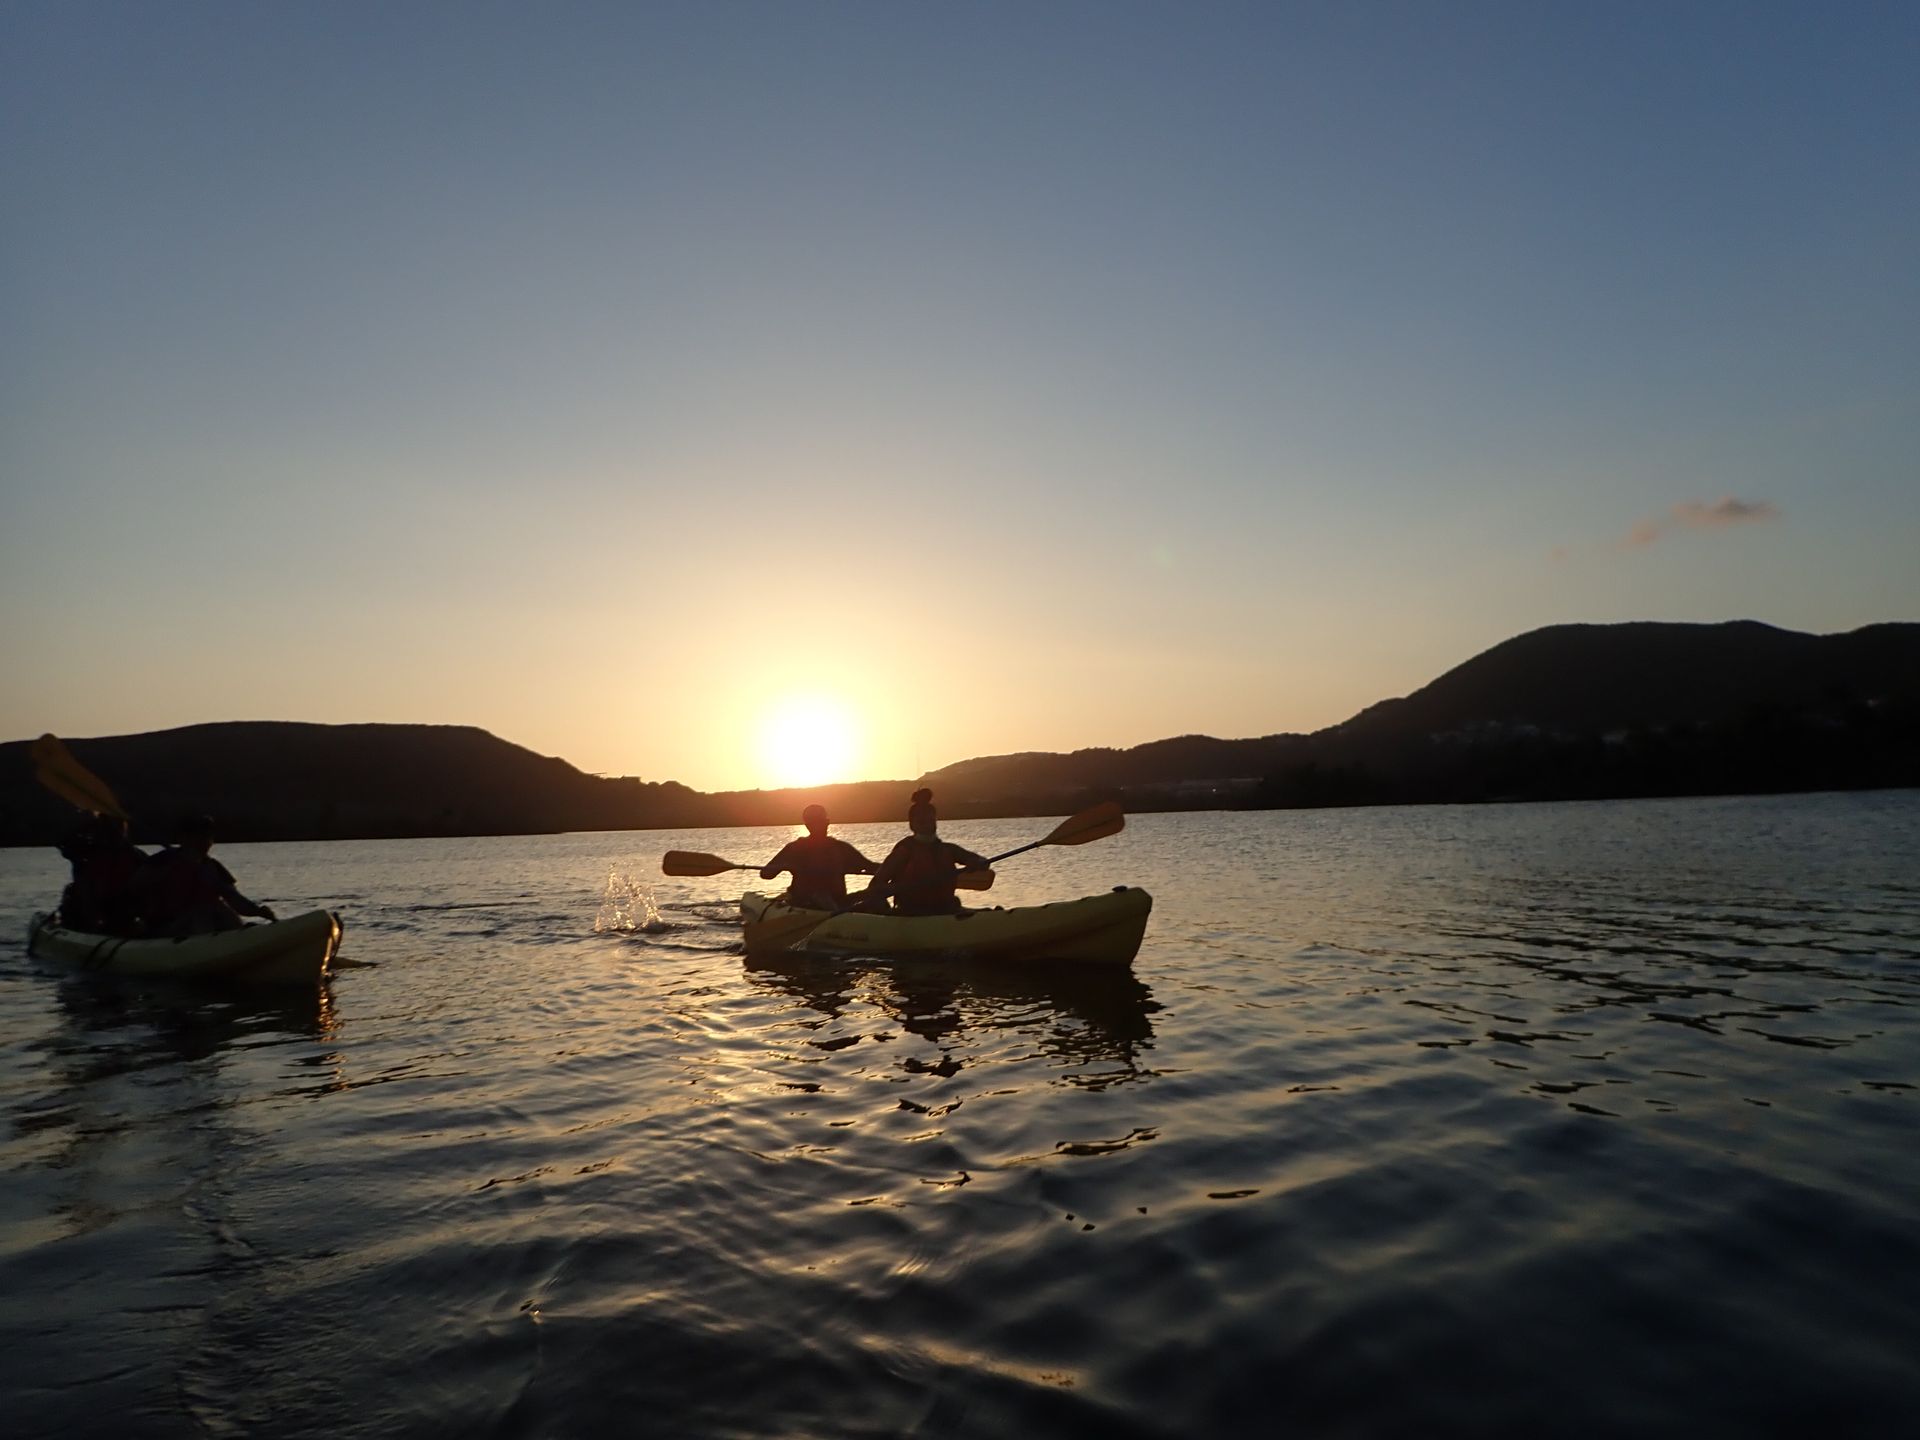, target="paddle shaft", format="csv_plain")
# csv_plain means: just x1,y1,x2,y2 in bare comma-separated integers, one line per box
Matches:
663,848,990,889
981,835,1052,865
957,802,1126,879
